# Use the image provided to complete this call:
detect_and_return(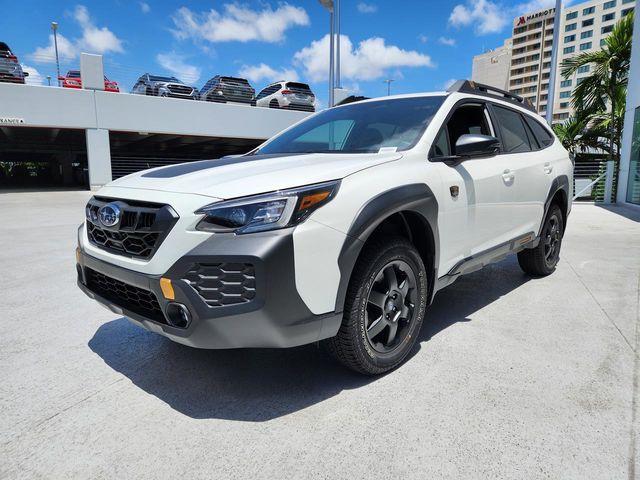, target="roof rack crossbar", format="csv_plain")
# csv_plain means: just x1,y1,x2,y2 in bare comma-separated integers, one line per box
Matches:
446,80,536,112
